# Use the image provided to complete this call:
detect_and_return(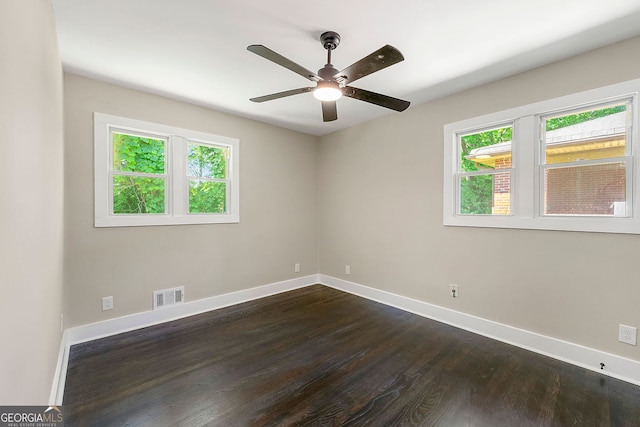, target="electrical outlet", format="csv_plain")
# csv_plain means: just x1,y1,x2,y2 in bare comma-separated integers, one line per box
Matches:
345,265,351,275
102,296,114,311
294,263,301,273
619,324,637,345
449,284,459,298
